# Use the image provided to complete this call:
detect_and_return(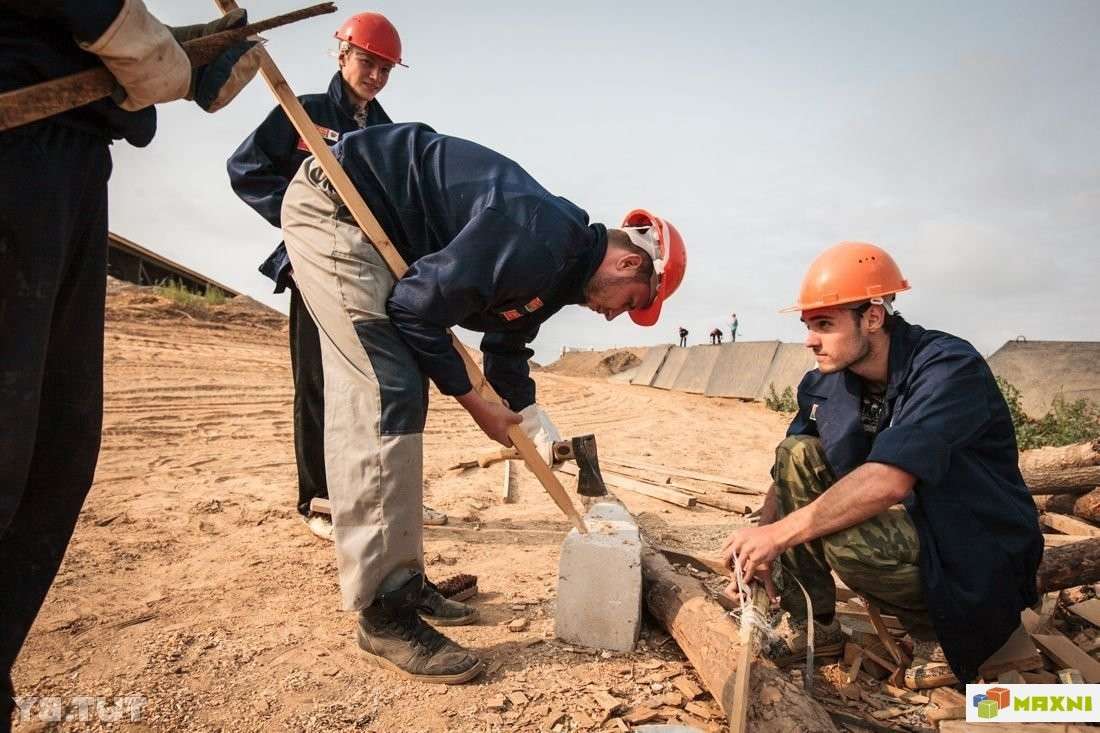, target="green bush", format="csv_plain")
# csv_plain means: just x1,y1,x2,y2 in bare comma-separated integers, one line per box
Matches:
996,376,1100,450
765,384,798,413
154,279,228,308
